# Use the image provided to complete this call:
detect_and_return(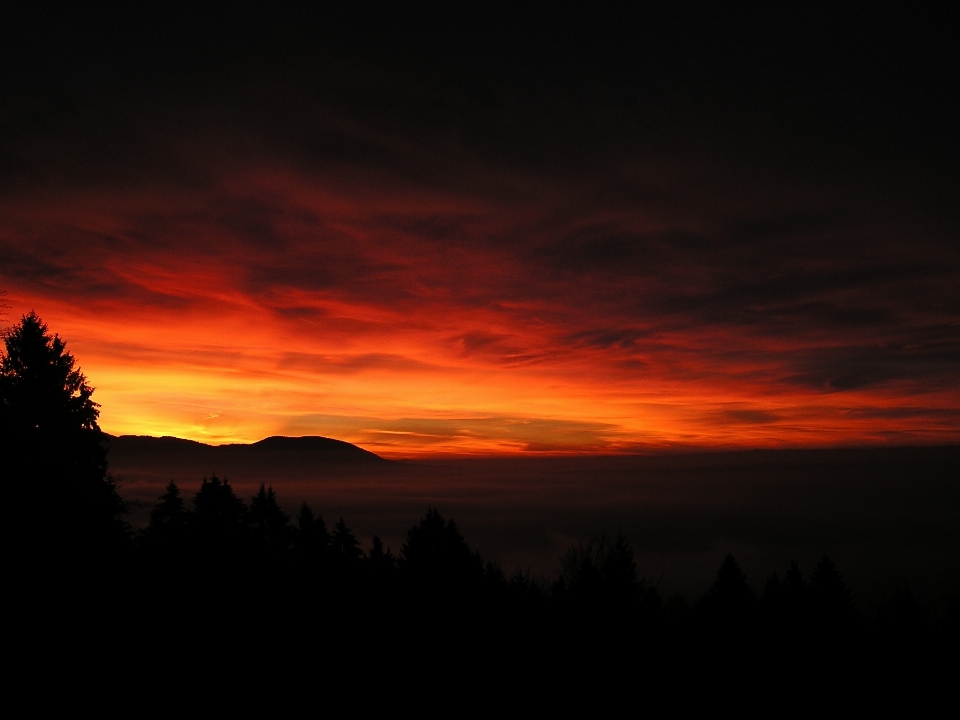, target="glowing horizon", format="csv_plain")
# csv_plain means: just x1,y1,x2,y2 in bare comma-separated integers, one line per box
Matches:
3,167,957,458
